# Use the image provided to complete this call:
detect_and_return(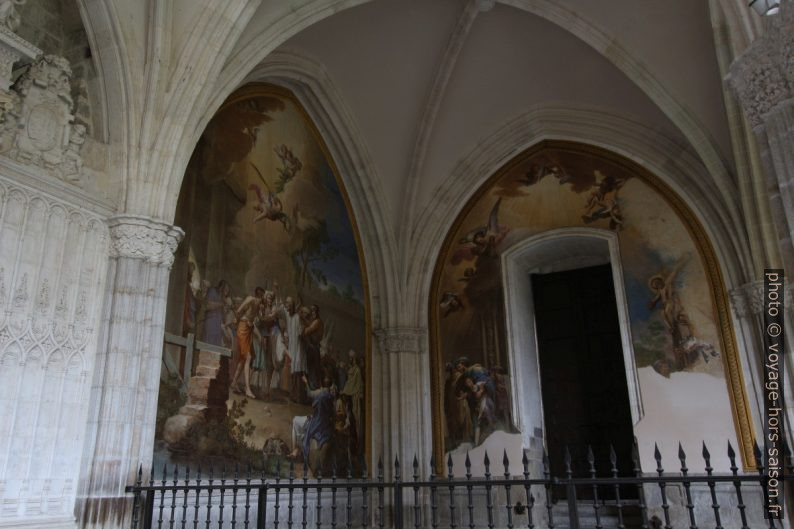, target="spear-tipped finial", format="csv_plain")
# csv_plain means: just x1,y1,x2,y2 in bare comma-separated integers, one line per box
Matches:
654,443,664,473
